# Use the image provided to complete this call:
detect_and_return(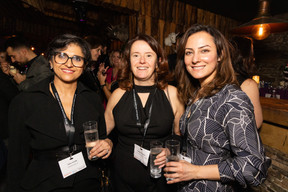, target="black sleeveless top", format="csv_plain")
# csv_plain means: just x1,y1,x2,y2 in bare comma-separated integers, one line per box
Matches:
112,85,176,192
113,85,174,150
